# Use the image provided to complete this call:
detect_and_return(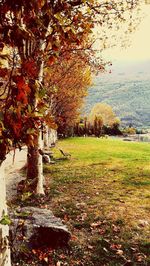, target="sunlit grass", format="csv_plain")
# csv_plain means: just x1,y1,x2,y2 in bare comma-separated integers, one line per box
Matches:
44,137,150,265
